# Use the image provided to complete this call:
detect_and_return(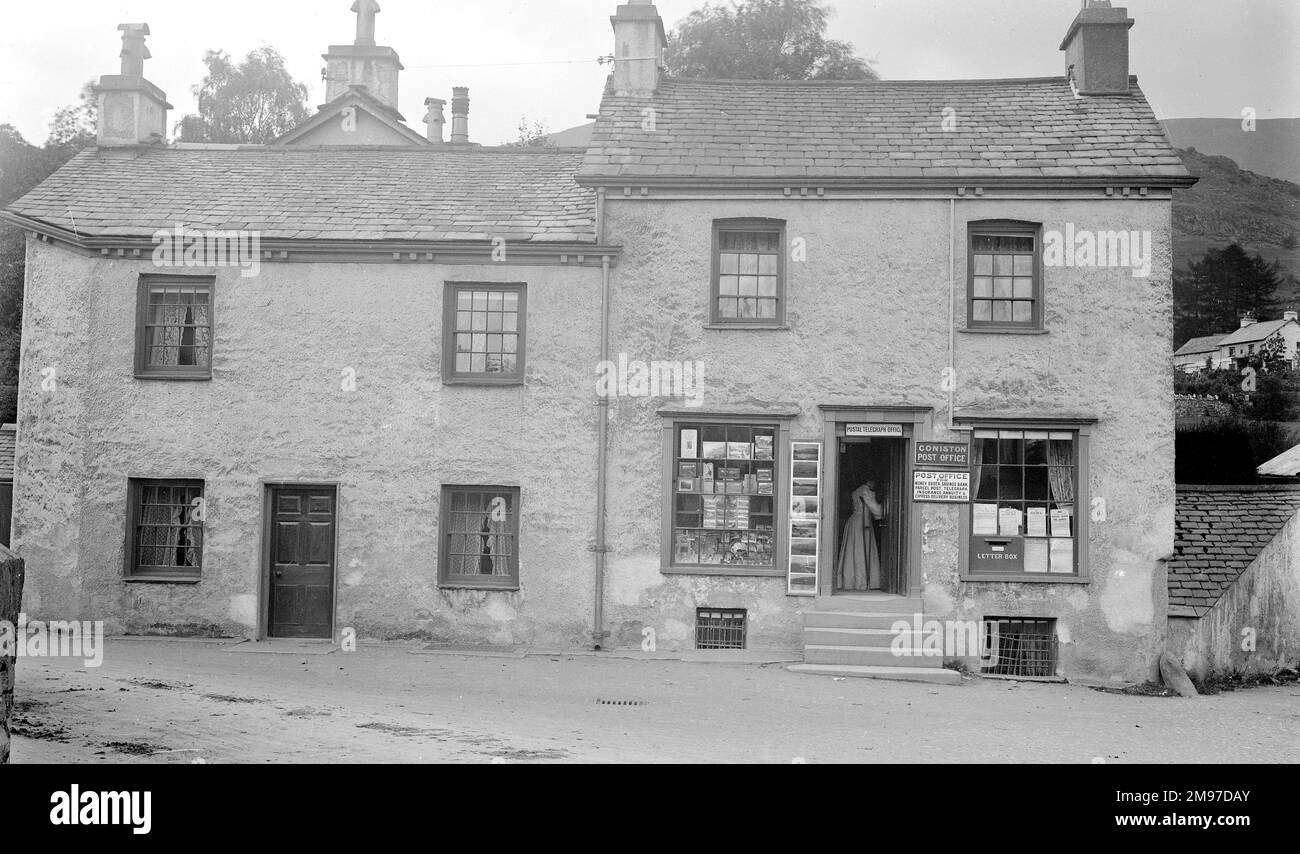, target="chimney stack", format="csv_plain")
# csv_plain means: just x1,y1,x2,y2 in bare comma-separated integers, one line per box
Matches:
1284,310,1298,323
610,1,667,96
94,24,172,146
1059,1,1135,95
323,1,404,113
423,98,447,144
1240,312,1258,329
450,87,470,145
